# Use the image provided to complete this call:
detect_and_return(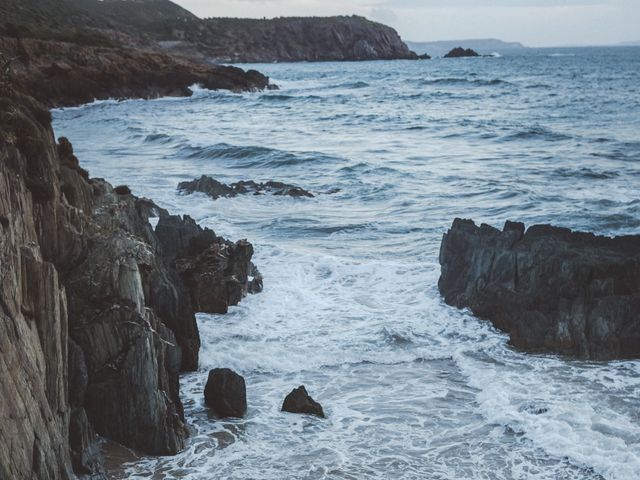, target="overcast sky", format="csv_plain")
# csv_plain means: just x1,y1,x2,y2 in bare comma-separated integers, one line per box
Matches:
174,0,639,46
